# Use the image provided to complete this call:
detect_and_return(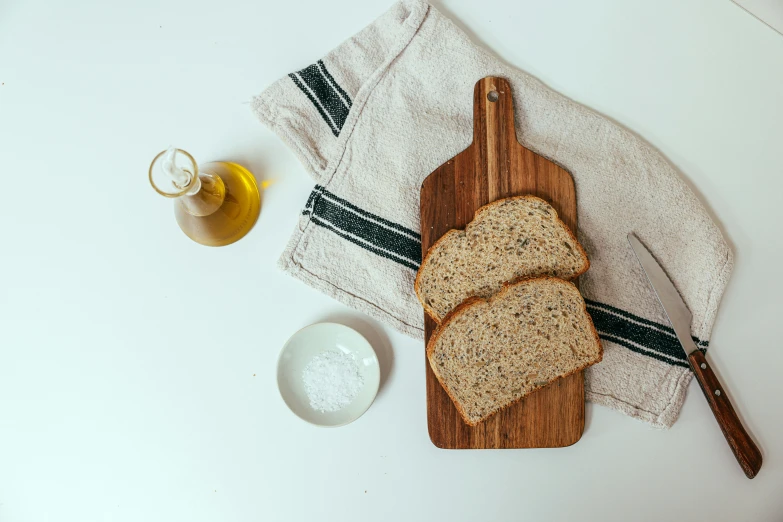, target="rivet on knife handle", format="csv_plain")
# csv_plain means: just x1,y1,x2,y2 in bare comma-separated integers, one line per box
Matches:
688,350,763,479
